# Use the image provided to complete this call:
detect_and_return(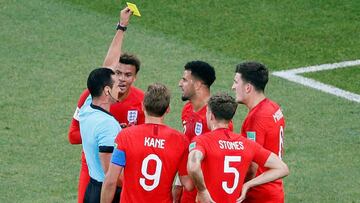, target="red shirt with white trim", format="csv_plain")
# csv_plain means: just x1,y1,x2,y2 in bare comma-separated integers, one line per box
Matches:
110,86,145,128
190,128,271,203
241,98,286,203
114,124,189,203
180,102,234,202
